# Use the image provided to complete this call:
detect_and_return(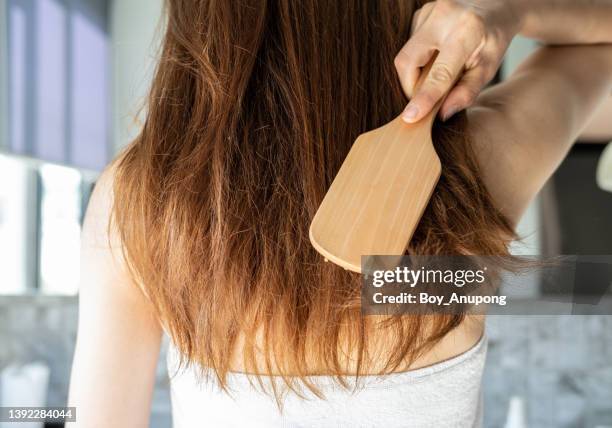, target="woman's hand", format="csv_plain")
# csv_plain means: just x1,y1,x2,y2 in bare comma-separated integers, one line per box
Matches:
395,0,524,123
